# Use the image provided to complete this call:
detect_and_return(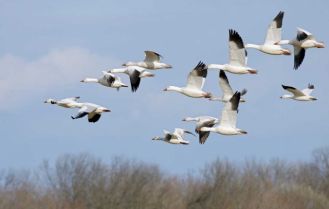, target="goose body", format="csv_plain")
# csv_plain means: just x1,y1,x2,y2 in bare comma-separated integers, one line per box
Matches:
44,97,81,108
152,128,195,145
245,11,291,55
109,66,154,92
71,103,111,123
208,30,257,75
201,92,247,135
182,116,218,144
277,28,325,69
281,84,317,101
210,70,247,102
164,61,212,98
123,51,172,69
81,71,128,90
